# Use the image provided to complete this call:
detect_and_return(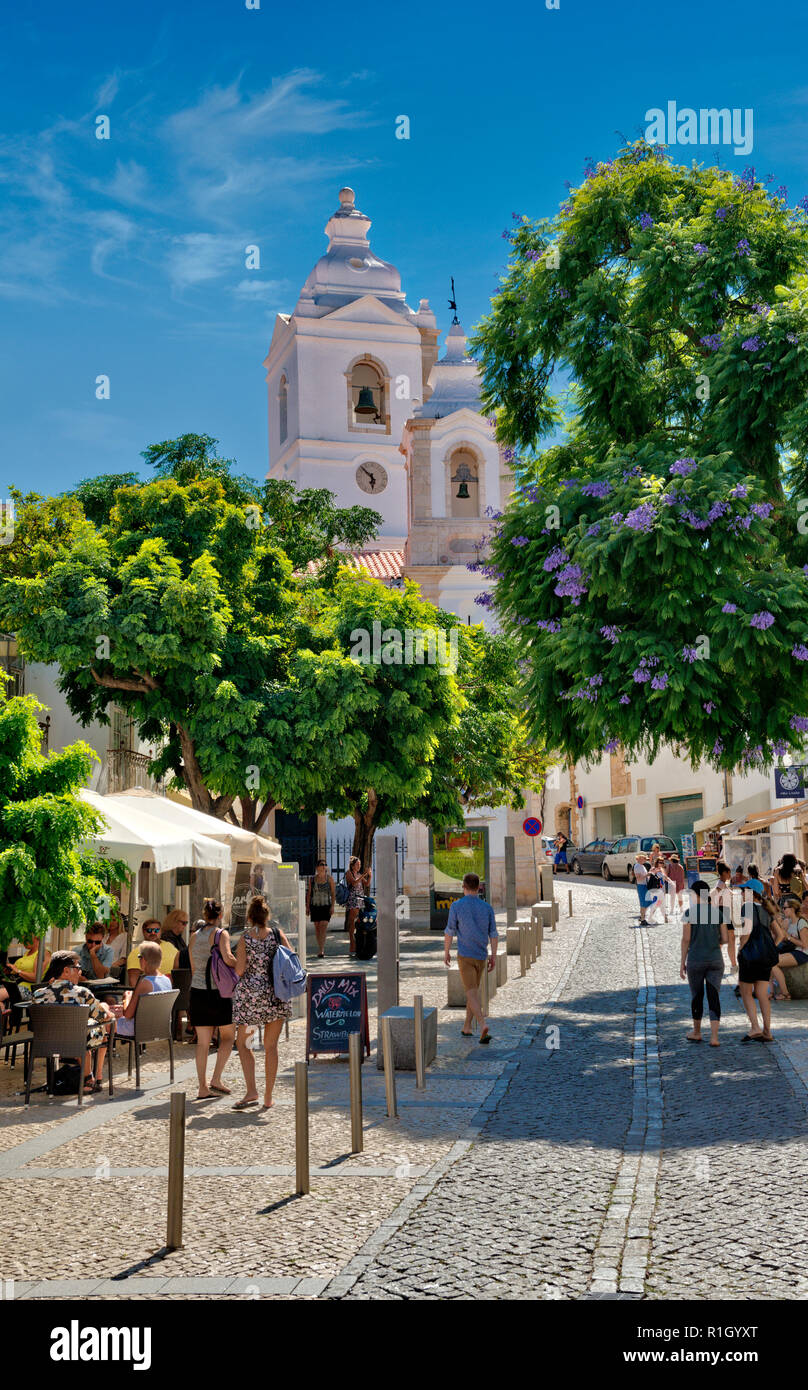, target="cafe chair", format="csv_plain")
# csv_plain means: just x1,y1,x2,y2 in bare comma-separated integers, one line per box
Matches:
23,1005,114,1106
124,989,179,1088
